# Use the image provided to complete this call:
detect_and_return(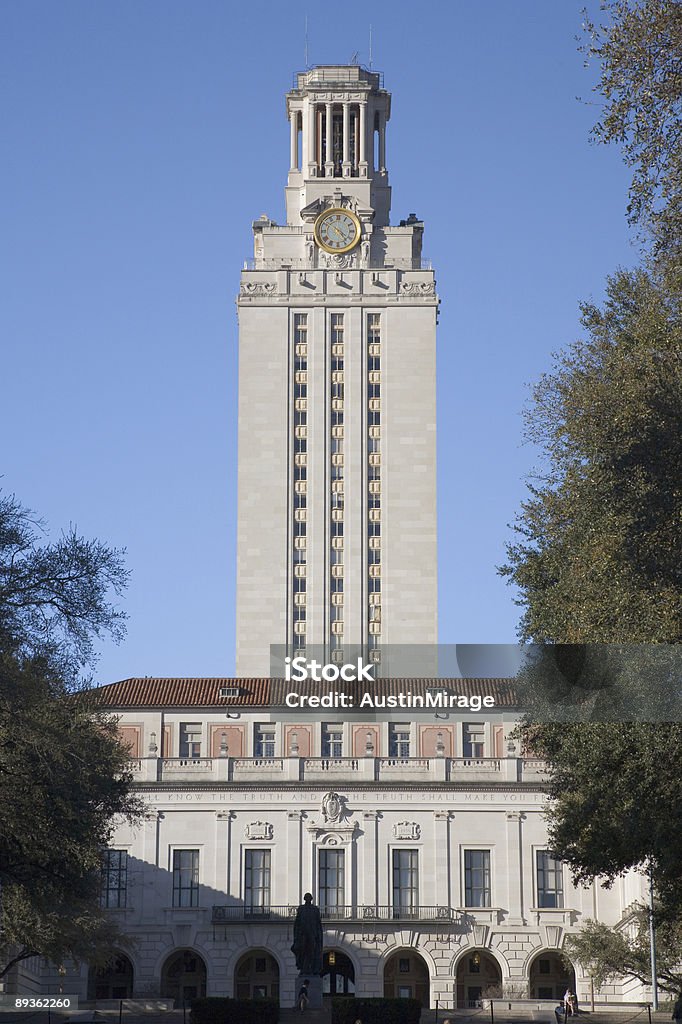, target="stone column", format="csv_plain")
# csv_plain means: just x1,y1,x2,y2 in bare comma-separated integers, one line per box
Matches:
505,811,526,925
359,102,367,176
342,103,350,176
433,811,451,908
214,811,231,895
307,101,316,174
140,810,163,922
290,111,298,170
362,810,379,909
325,102,333,177
287,811,304,903
379,110,386,171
